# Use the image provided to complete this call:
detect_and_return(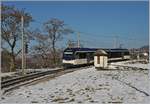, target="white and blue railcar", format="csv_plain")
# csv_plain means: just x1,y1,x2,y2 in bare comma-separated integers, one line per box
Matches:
105,48,130,61
63,48,96,67
62,48,130,67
